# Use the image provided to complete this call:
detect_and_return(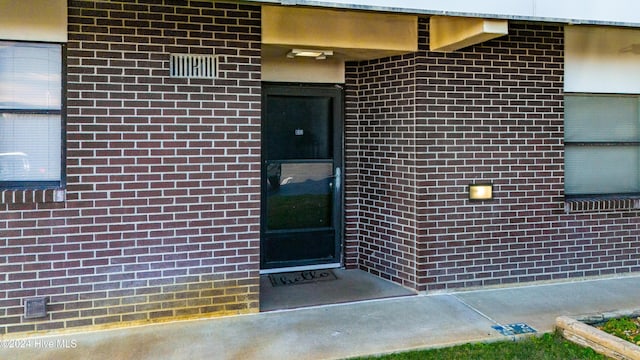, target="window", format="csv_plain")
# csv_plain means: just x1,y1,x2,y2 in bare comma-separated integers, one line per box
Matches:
0,41,64,189
565,94,640,197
